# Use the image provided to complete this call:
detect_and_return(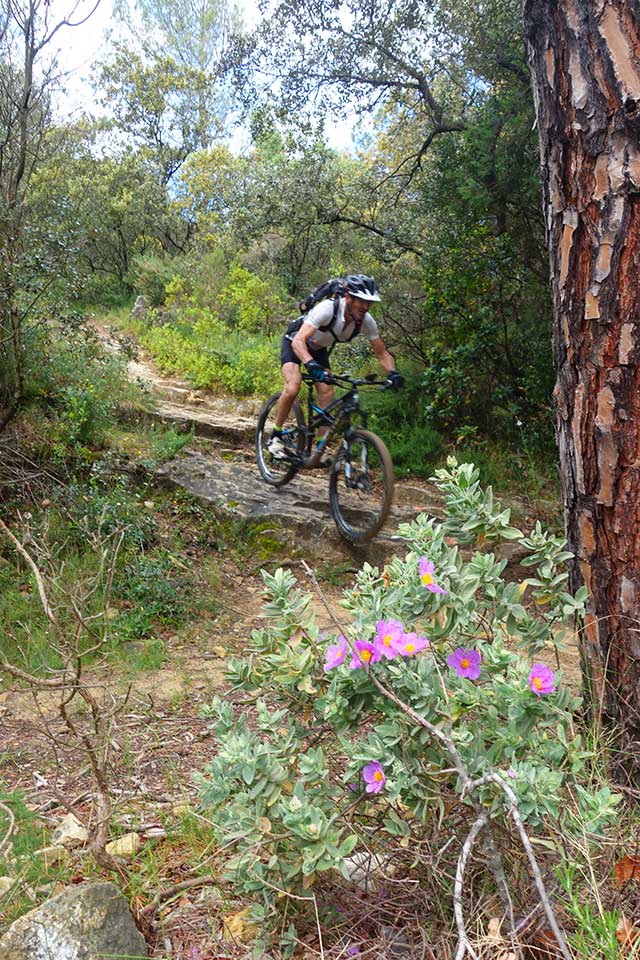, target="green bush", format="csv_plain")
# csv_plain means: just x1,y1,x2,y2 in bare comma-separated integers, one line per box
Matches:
219,265,288,333
27,322,135,457
365,371,443,476
141,309,280,396
130,252,182,307
149,426,194,462
112,552,192,641
196,460,612,953
76,273,132,308
54,473,158,550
